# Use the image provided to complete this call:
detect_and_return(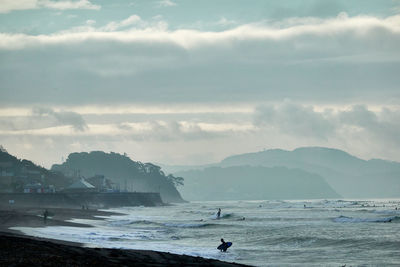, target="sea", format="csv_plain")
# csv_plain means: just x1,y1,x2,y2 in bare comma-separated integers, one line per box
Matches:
14,199,400,266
